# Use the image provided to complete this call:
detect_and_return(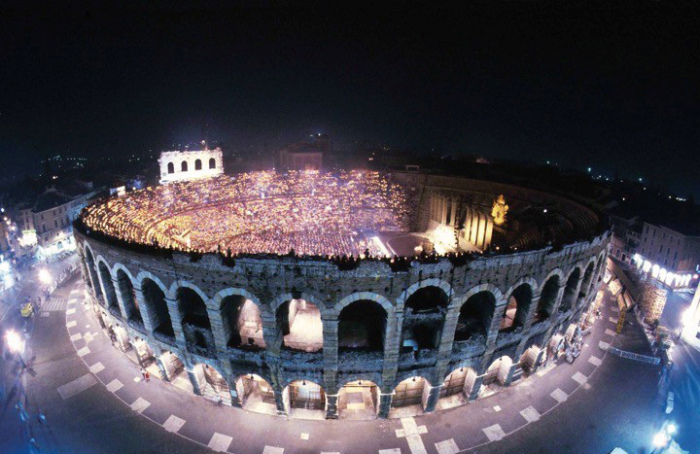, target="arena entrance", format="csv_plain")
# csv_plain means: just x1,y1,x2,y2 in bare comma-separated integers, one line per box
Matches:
338,380,379,420
161,351,192,393
284,380,326,420
389,377,427,418
130,337,161,379
193,364,231,405
278,298,323,352
437,367,476,410
481,356,513,397
235,374,277,415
